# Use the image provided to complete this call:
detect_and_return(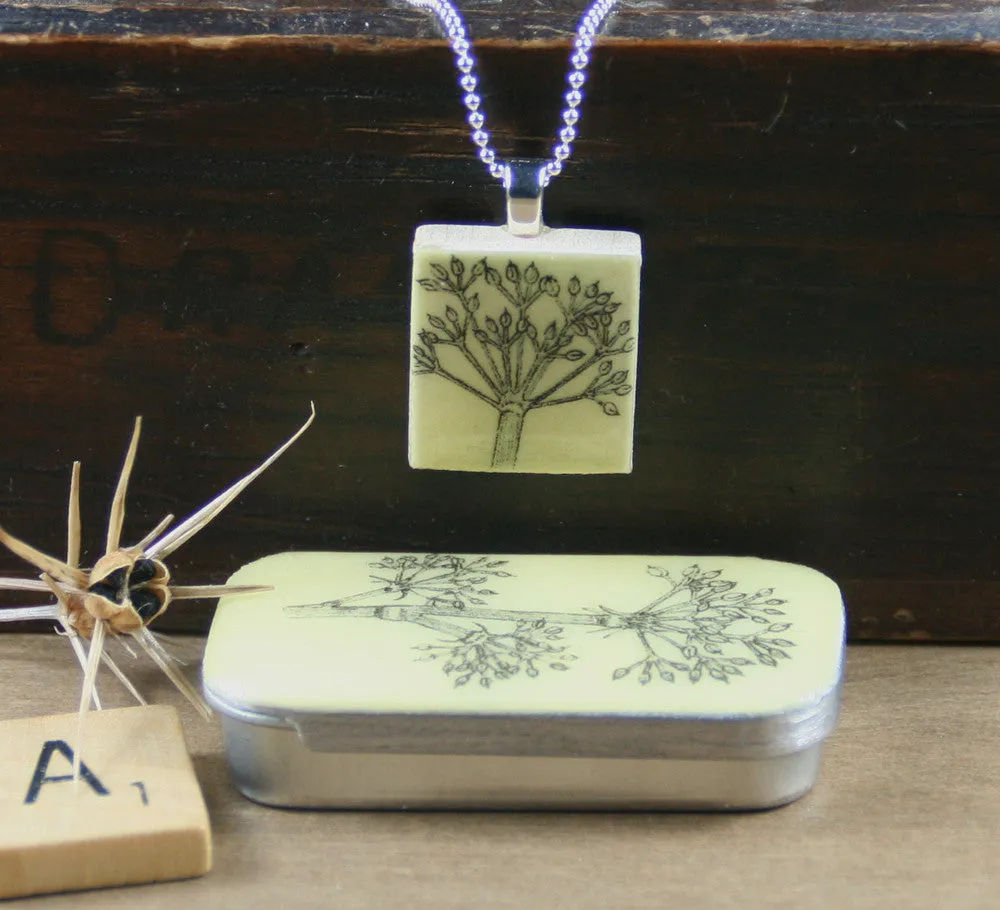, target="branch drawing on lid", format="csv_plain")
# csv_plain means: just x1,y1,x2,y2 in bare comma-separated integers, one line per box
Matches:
286,556,796,690
412,257,635,469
